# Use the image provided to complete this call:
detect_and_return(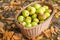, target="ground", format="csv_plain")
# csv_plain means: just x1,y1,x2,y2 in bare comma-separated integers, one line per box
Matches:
0,0,60,40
